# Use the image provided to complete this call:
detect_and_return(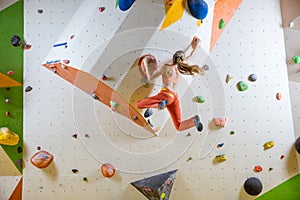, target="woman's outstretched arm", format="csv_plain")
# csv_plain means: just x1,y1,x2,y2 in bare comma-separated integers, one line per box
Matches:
184,36,201,61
